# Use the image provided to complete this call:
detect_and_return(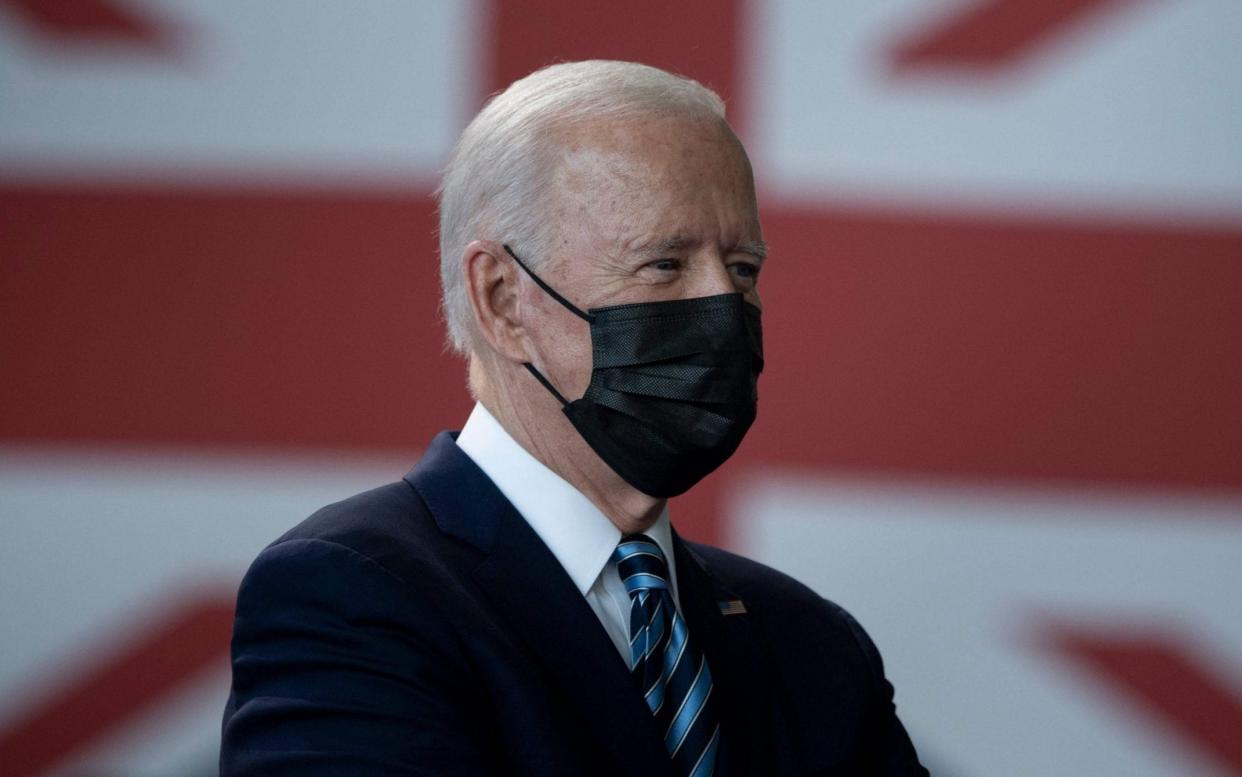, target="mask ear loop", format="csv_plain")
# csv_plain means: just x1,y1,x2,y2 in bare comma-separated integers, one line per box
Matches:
503,244,594,323
502,244,590,408
522,363,570,407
